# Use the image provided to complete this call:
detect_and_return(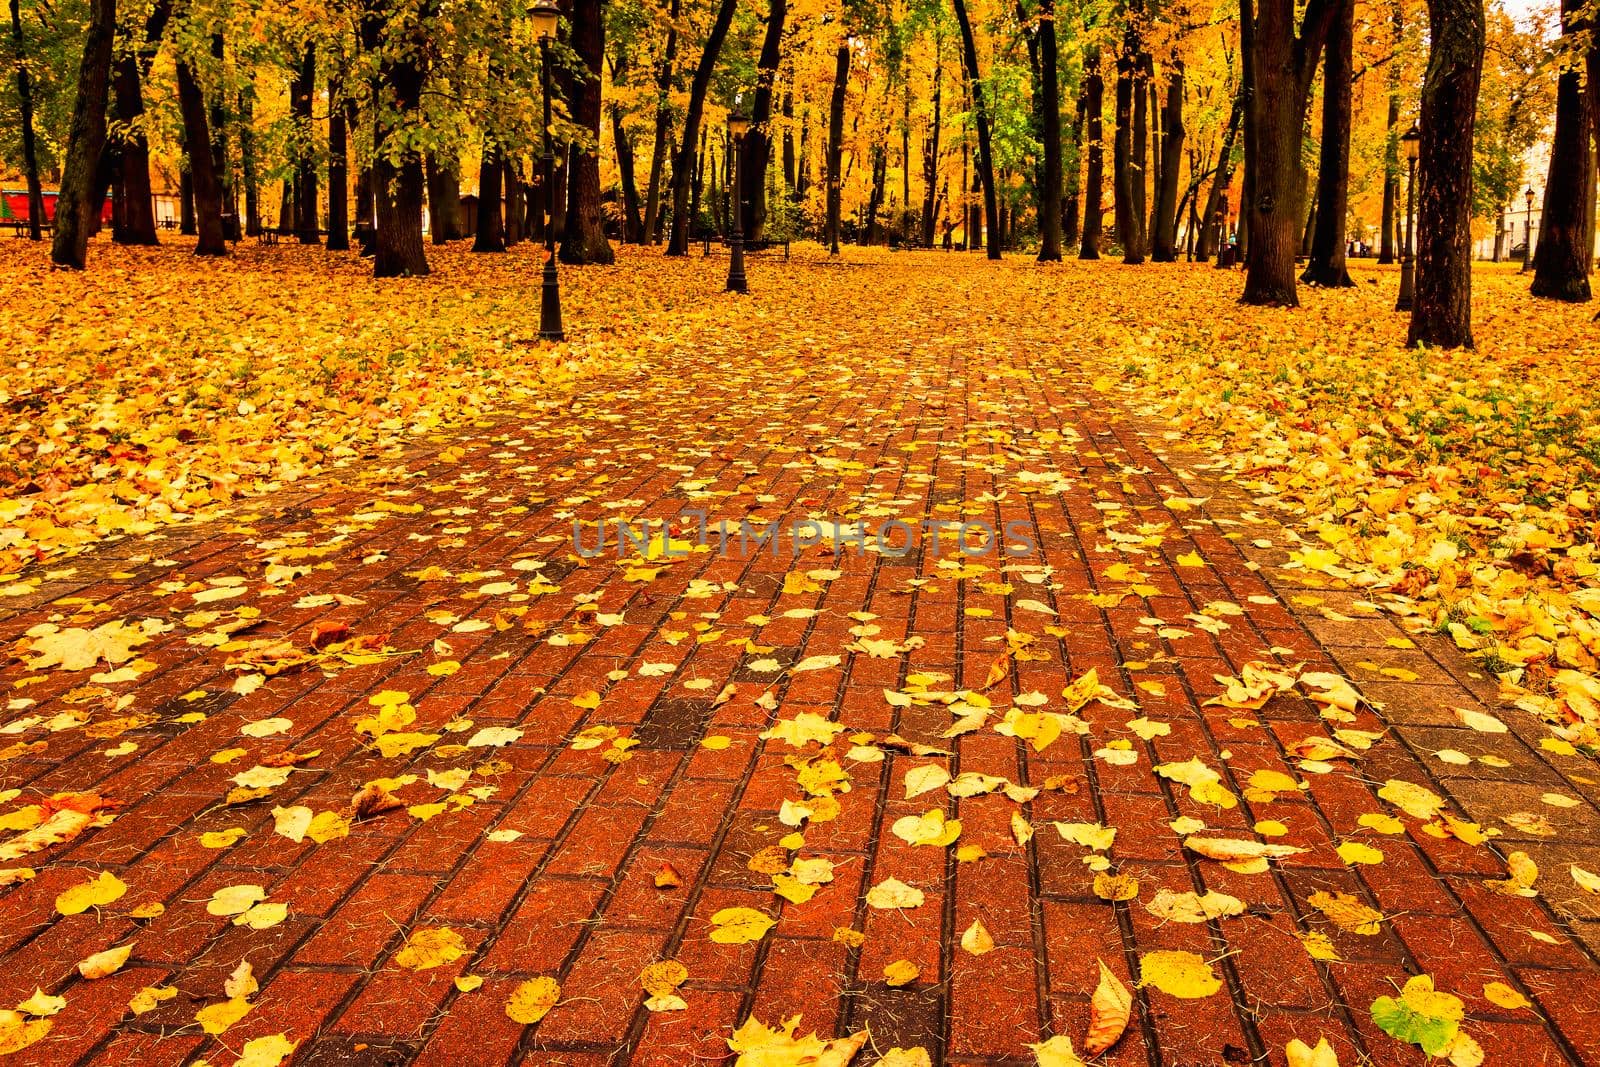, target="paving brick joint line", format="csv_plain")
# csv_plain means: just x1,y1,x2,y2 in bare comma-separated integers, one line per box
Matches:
1,256,1598,1067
